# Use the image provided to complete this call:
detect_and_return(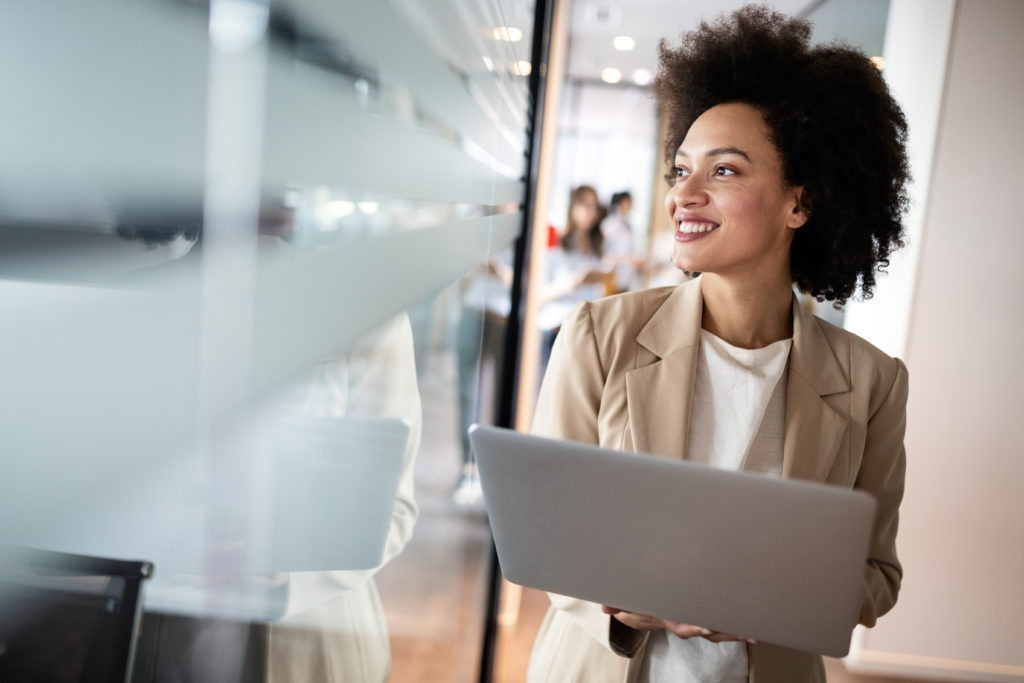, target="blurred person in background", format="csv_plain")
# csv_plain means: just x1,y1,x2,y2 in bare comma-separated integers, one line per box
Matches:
600,191,643,293
453,254,513,506
536,185,610,372
526,5,911,682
